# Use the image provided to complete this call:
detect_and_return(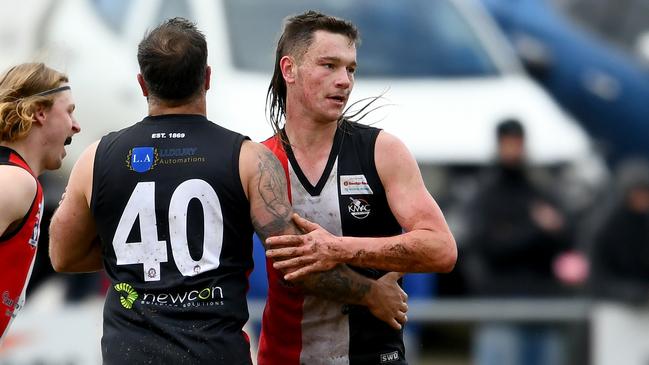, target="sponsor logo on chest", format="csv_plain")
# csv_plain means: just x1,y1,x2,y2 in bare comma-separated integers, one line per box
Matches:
340,174,373,195
2,291,22,318
348,197,371,219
